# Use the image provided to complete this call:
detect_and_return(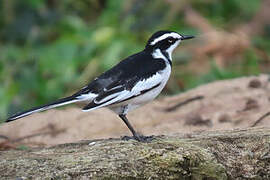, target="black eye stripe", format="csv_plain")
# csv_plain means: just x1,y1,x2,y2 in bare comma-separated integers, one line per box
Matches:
151,38,177,49
150,37,178,47
167,38,176,43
